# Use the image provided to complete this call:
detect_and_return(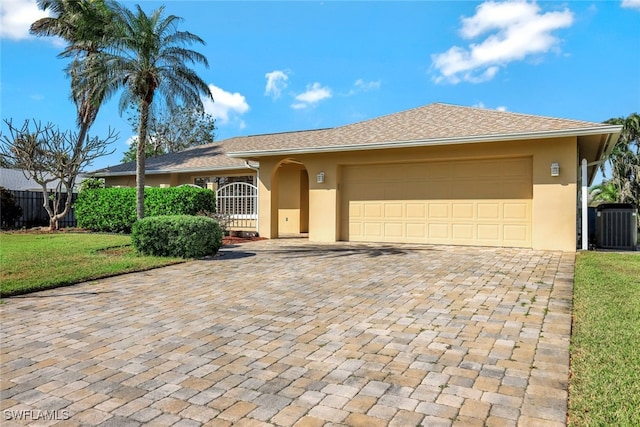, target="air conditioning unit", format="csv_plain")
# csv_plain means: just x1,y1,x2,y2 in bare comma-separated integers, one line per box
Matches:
595,203,638,250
